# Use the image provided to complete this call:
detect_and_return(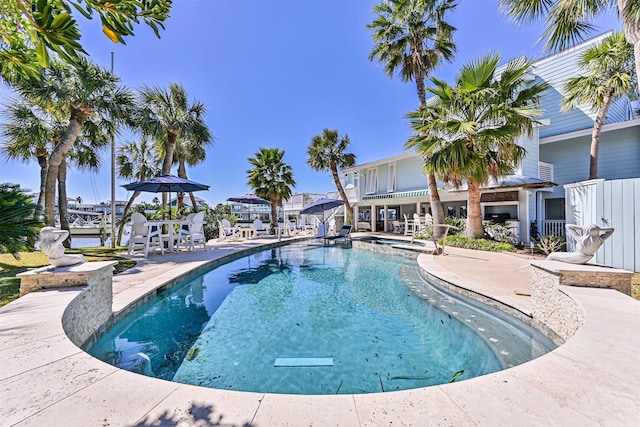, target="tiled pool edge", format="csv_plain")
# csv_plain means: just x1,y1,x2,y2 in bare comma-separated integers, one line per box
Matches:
1,239,639,426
